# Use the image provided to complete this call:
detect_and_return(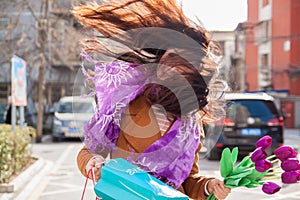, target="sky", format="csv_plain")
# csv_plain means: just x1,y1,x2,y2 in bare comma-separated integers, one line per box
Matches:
180,0,248,31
